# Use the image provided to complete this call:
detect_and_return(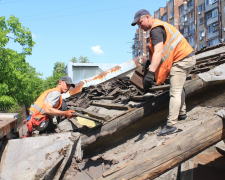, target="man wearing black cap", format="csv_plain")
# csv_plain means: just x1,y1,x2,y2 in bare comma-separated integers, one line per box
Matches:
131,9,196,136
26,76,76,137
